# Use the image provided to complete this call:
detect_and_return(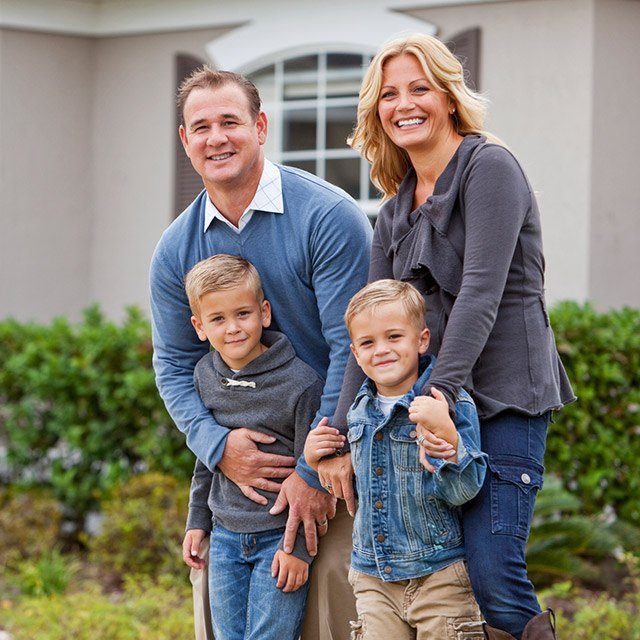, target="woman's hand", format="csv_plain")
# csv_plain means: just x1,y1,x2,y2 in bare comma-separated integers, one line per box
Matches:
303,418,346,471
318,454,356,516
